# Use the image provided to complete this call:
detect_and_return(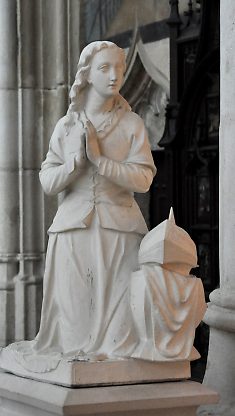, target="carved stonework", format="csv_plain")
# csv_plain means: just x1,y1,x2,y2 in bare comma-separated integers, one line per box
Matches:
134,82,167,151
